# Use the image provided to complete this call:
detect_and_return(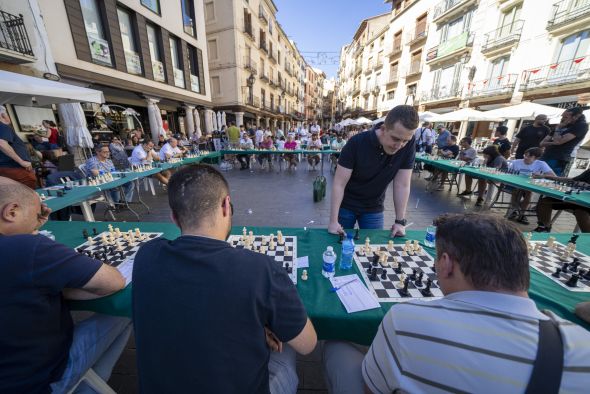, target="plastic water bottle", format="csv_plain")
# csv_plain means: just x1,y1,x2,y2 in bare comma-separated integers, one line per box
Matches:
339,234,354,271
425,224,436,248
322,246,337,278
